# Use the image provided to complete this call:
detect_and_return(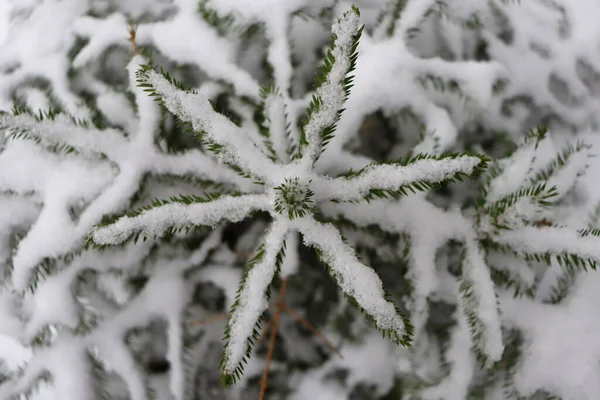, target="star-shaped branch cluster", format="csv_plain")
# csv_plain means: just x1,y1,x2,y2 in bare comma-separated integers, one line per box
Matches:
88,6,489,385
